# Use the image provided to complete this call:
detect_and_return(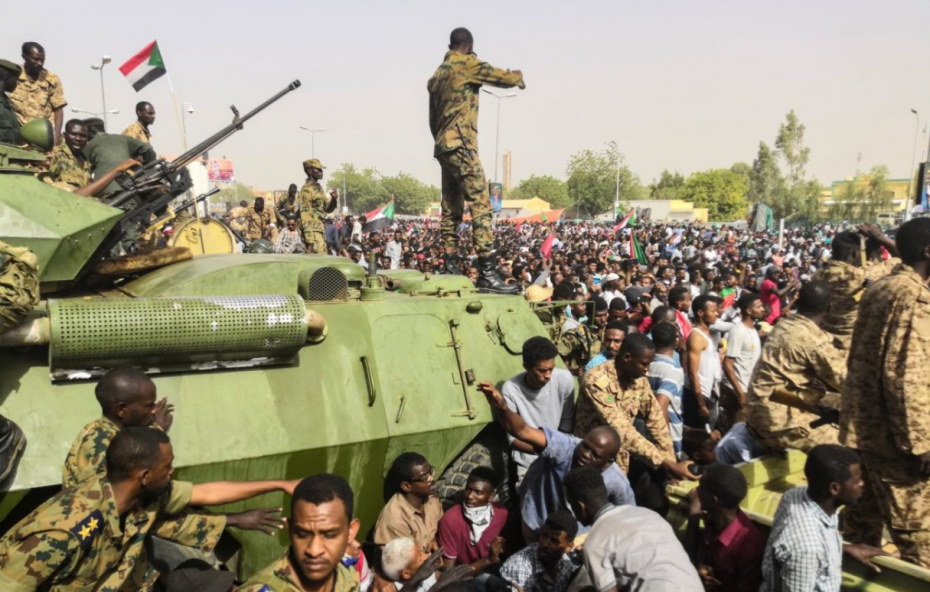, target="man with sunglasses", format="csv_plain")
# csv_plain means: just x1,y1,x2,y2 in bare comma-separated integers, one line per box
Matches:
374,452,443,553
